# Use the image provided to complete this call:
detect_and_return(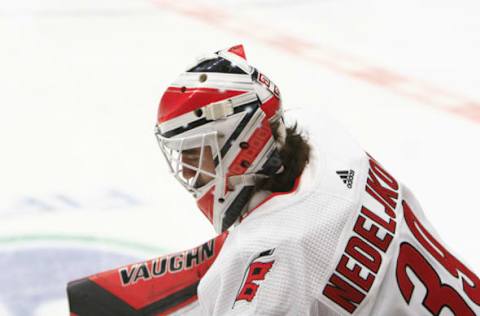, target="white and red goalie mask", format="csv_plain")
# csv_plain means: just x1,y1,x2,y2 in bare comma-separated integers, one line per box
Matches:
155,45,285,233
